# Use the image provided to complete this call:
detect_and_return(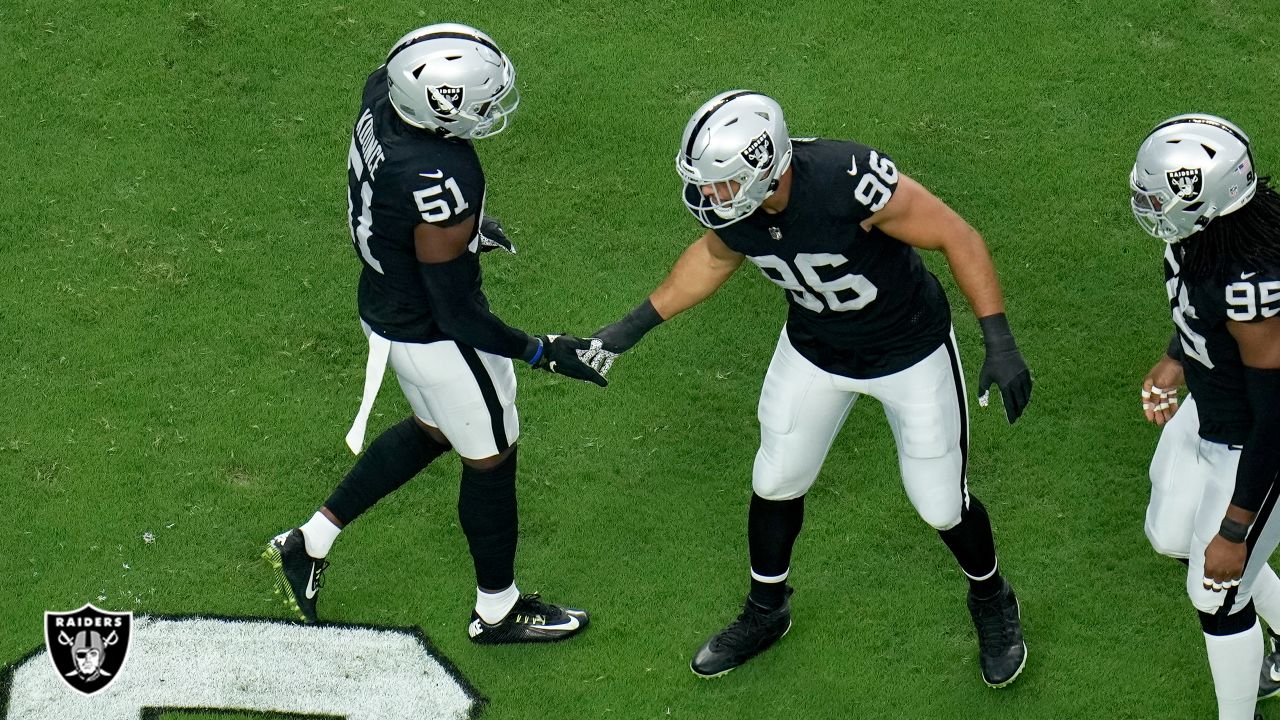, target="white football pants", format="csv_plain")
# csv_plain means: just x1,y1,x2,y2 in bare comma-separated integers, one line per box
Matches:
351,321,519,461
1146,395,1280,616
753,326,969,531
